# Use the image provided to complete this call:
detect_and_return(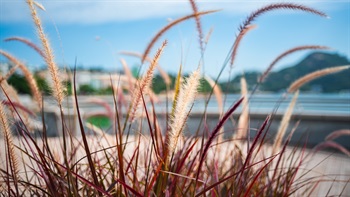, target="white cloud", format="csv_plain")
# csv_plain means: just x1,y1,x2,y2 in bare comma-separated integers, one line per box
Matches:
0,0,342,24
